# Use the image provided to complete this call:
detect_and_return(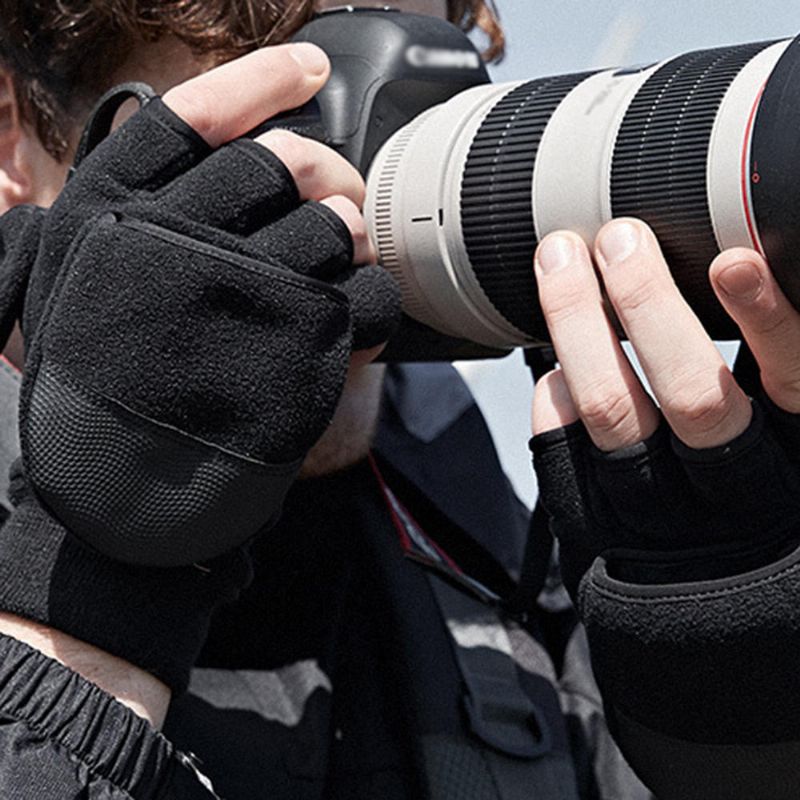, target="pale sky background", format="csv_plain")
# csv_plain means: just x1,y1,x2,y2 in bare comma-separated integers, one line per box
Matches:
457,2,800,507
